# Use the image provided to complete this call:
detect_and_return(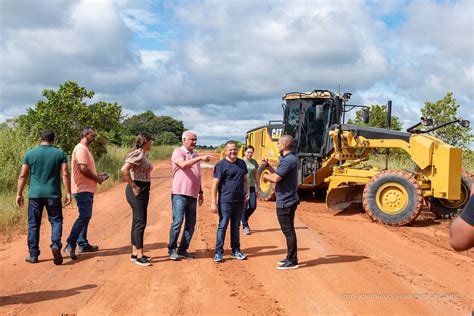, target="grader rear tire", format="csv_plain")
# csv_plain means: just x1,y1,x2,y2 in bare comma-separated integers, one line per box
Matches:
256,165,275,201
430,174,472,219
363,170,423,226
